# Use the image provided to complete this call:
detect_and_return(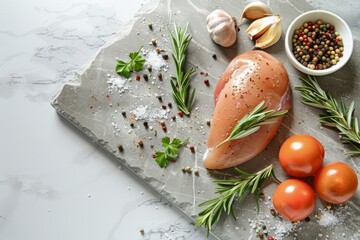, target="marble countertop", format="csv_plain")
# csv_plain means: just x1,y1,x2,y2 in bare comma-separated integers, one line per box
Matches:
0,0,205,239
1,0,359,240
